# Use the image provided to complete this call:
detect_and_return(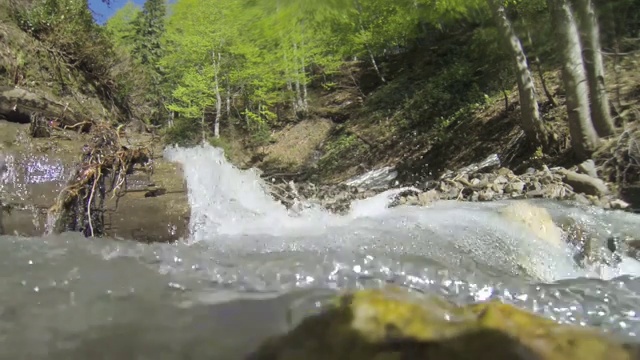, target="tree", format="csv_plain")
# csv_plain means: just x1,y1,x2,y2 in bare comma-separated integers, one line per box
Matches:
574,0,615,137
105,1,140,51
132,0,165,68
487,0,548,147
131,0,166,124
547,0,599,160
